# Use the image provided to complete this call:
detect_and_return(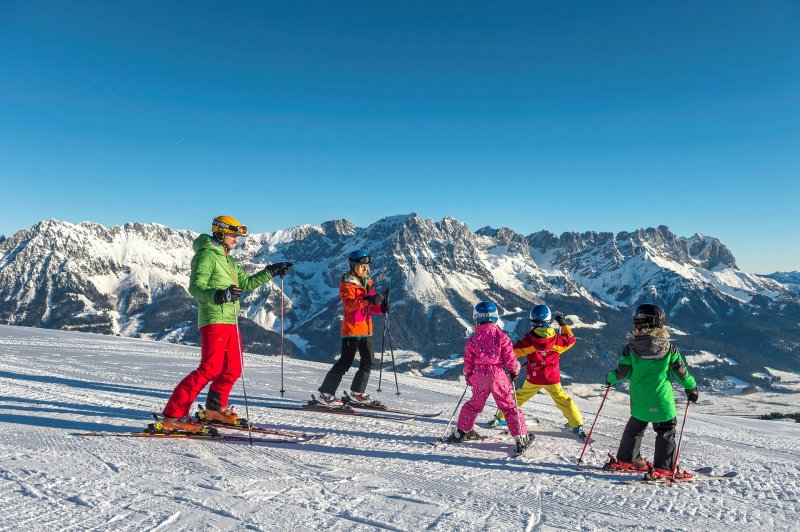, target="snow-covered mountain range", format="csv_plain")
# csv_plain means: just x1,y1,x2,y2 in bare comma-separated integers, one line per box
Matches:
0,215,798,390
